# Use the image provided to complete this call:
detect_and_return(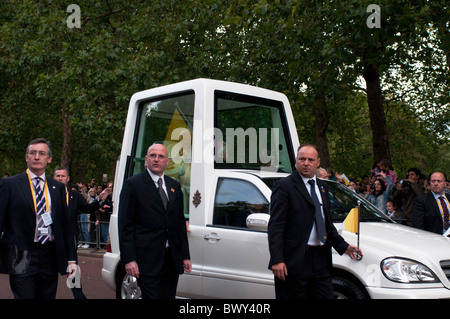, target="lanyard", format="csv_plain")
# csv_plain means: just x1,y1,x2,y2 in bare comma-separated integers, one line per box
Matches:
26,169,50,213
